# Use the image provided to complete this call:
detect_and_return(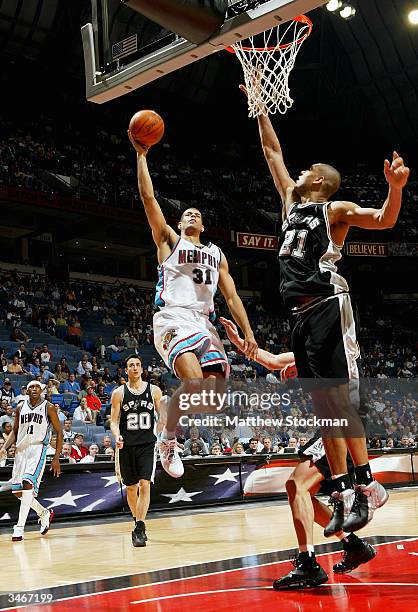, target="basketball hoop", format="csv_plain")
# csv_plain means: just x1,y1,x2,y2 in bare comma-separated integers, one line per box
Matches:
227,15,312,117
